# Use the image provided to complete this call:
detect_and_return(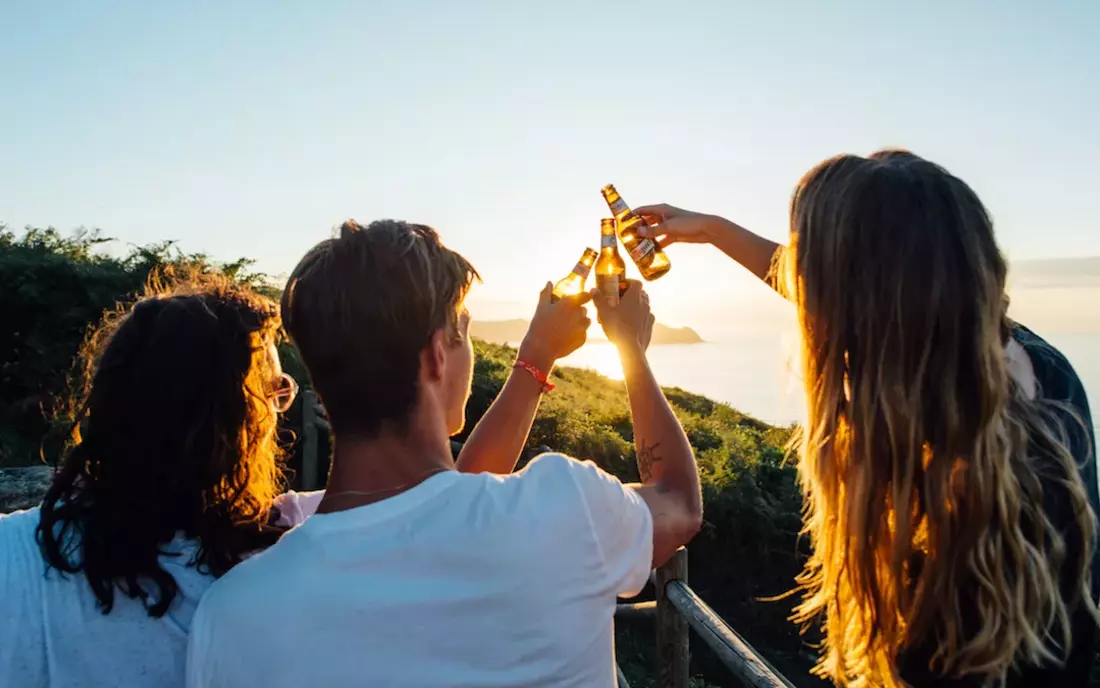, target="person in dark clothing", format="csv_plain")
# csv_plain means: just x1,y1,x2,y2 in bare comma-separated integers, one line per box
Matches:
632,150,1099,687
898,323,1099,687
